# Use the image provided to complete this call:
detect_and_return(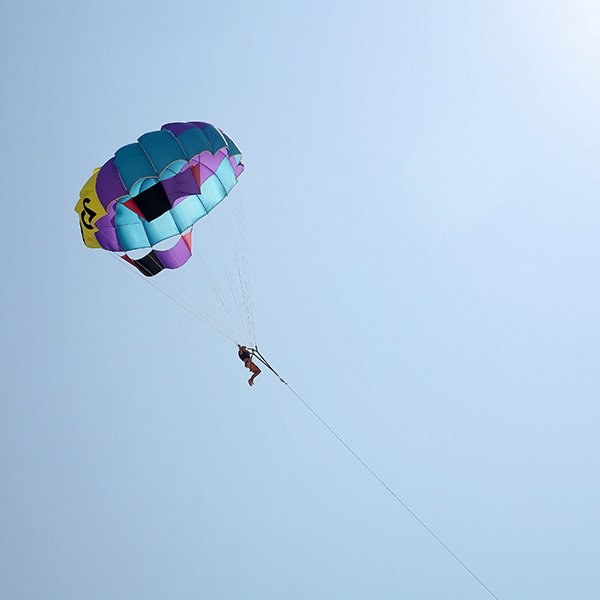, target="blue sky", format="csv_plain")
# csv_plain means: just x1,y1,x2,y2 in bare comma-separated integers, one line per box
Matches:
2,1,599,598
